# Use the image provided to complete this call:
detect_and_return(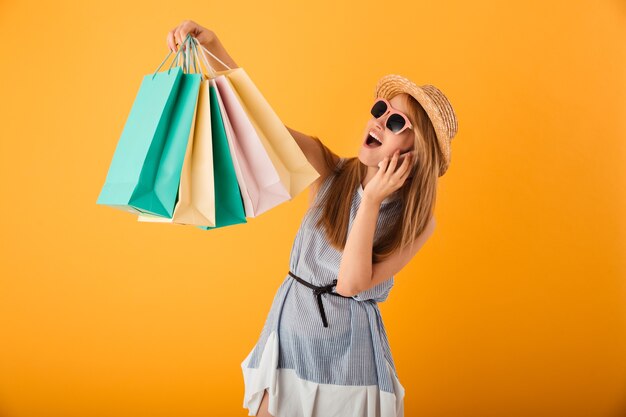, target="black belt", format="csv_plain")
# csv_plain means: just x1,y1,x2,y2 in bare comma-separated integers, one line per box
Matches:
288,270,352,328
